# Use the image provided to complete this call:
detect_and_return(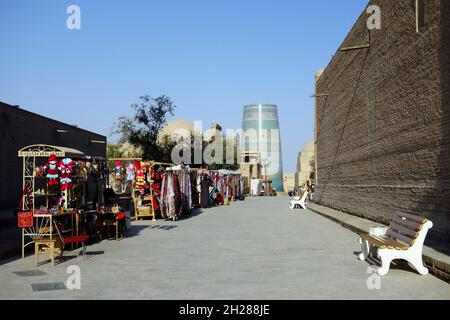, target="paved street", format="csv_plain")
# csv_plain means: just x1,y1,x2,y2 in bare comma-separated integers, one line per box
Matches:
0,196,449,300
